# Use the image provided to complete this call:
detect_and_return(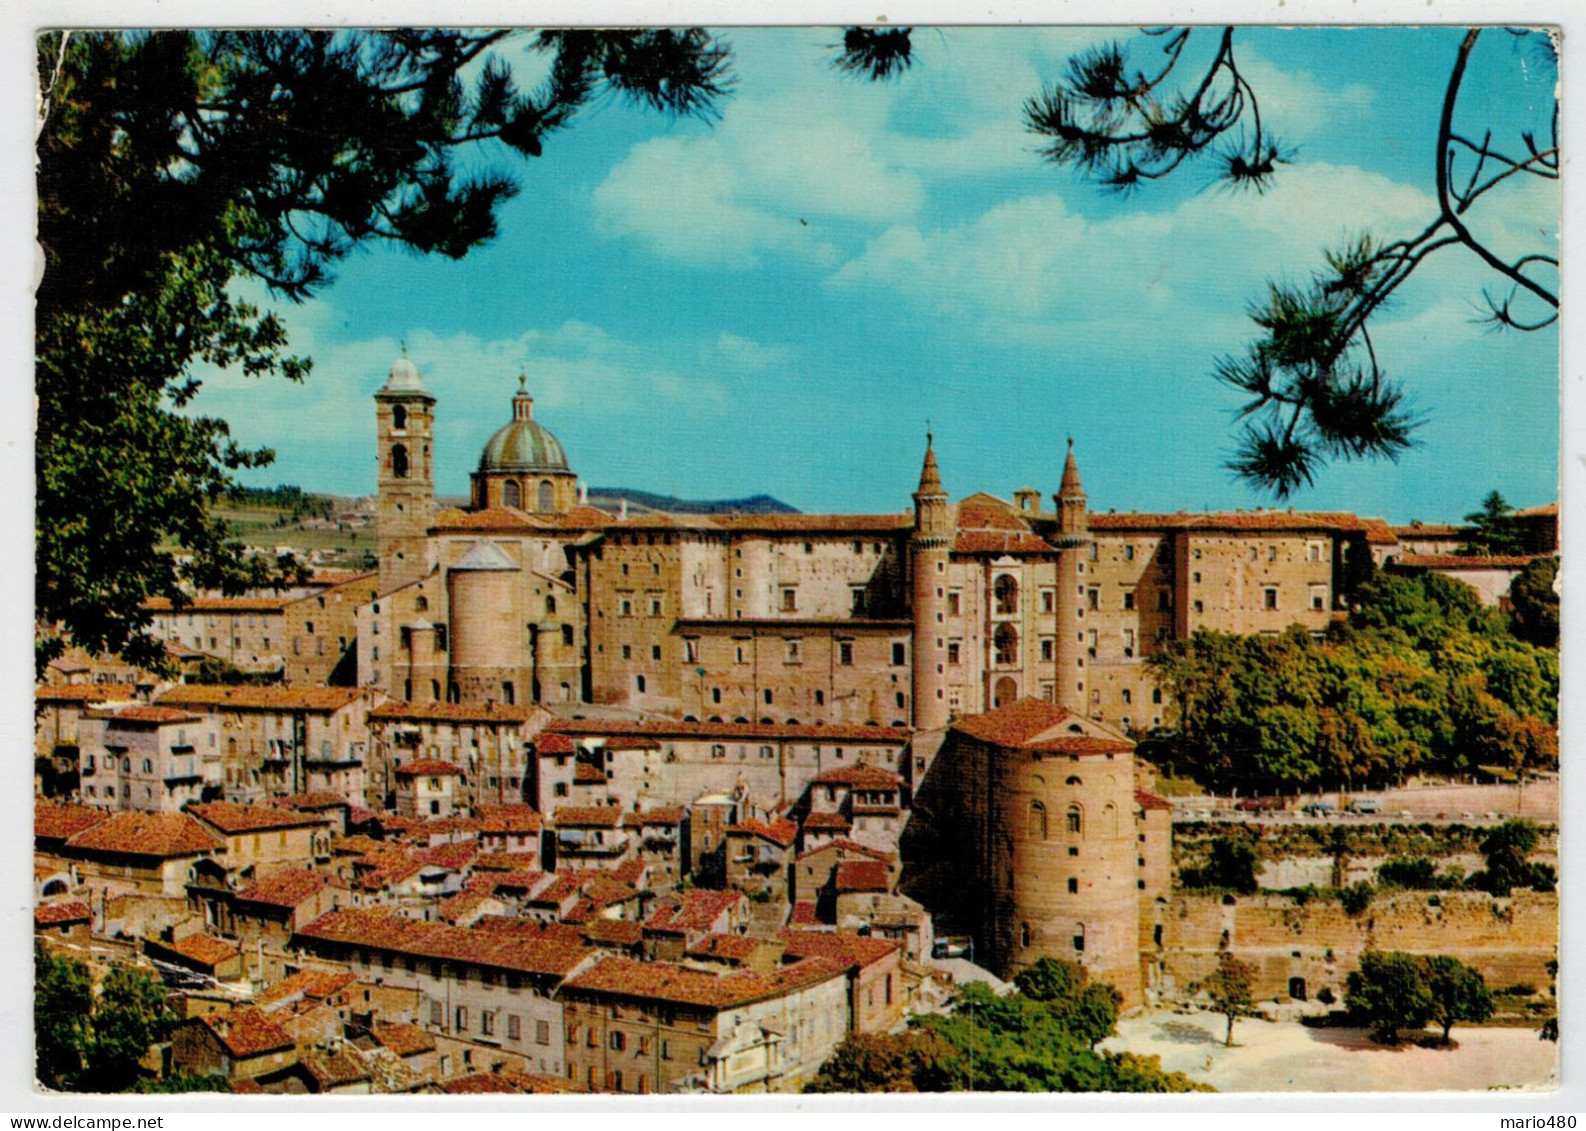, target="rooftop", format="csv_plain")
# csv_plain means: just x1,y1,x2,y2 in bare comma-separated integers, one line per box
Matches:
188,802,328,835
64,812,221,858
158,685,364,712
564,955,846,1009
296,909,591,978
